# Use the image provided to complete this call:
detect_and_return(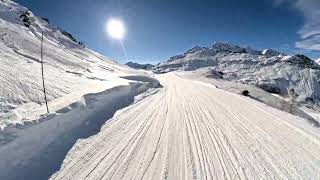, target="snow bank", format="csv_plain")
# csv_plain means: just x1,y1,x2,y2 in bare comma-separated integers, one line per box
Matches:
0,76,160,180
